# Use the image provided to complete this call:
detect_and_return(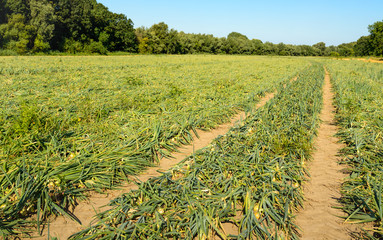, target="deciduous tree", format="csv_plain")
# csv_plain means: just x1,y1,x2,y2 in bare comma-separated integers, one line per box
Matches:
368,20,383,56
30,0,56,44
